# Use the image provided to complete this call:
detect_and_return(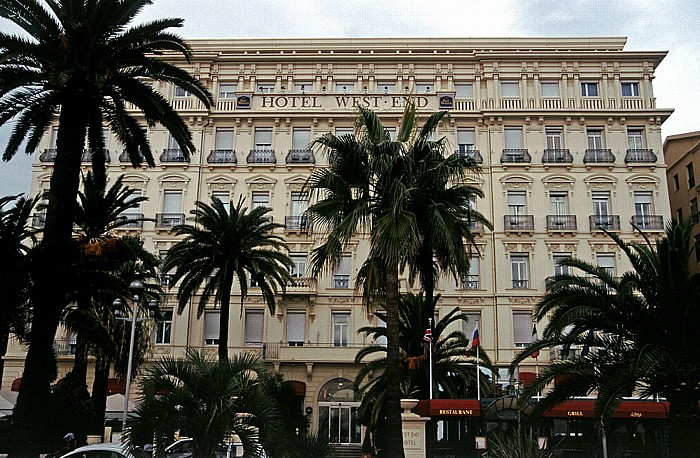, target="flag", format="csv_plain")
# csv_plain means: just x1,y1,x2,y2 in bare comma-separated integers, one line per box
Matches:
465,321,480,354
531,324,540,358
423,327,432,344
